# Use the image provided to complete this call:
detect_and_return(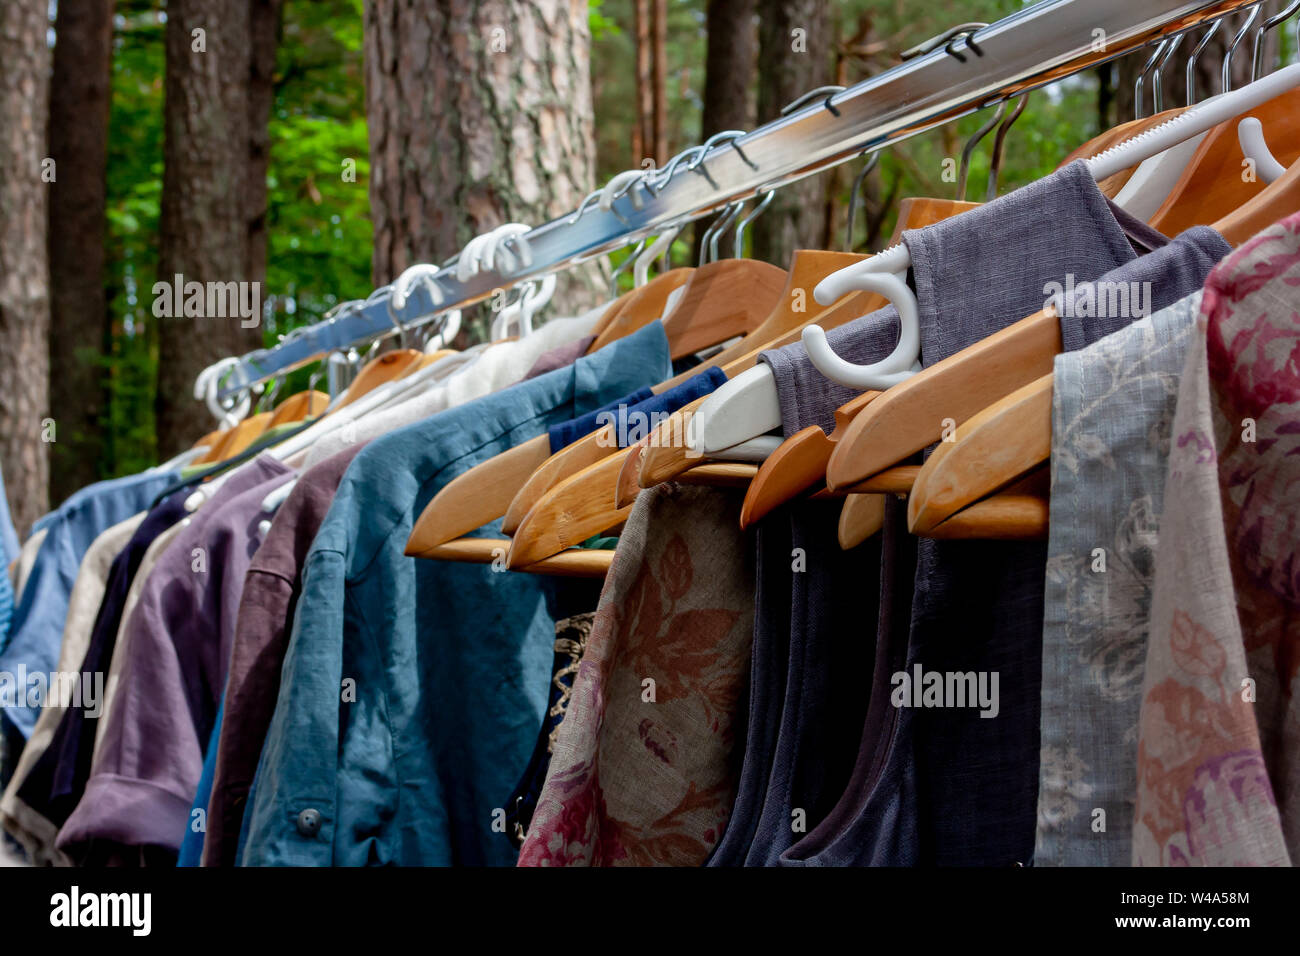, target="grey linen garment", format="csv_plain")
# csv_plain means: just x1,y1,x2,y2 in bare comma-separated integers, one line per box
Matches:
1036,293,1206,867
774,160,1166,867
